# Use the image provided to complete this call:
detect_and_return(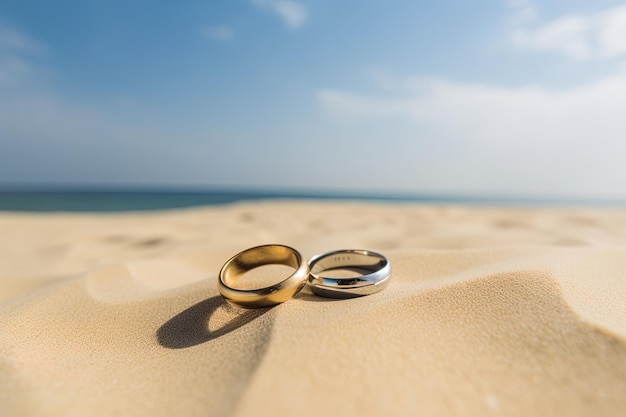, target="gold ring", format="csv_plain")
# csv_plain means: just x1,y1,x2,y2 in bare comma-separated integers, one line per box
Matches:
218,244,309,308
